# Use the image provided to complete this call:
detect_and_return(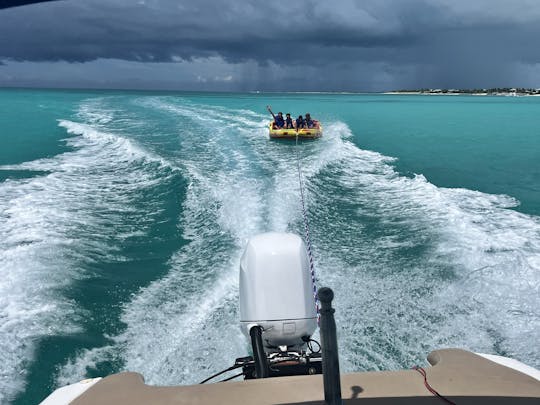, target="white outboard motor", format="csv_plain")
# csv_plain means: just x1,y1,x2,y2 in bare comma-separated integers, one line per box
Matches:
239,232,317,352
